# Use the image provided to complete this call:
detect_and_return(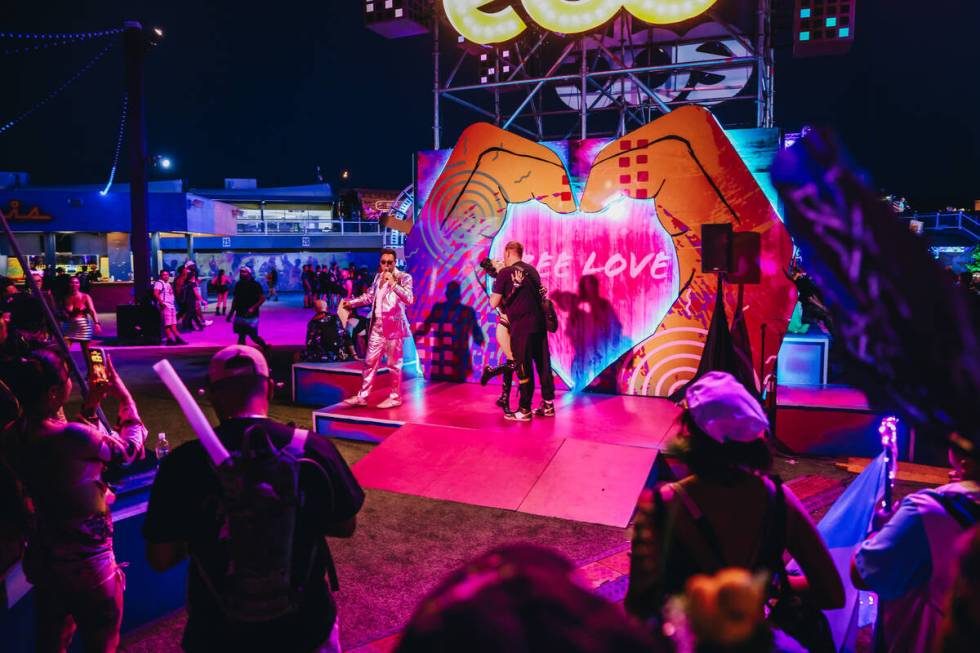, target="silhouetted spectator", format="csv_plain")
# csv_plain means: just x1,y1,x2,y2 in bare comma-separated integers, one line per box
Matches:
852,436,980,652
935,525,980,653
395,543,659,653
143,345,364,652
627,372,843,650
